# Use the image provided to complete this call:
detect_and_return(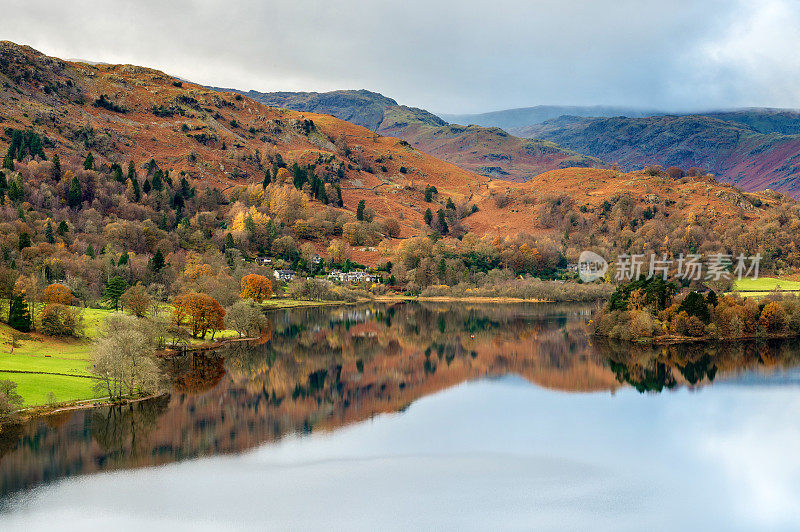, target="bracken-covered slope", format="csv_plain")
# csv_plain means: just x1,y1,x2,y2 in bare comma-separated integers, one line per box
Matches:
515,114,800,197
219,89,604,182
0,42,490,233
